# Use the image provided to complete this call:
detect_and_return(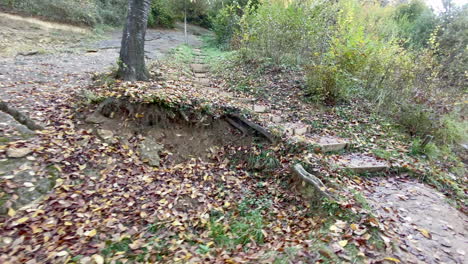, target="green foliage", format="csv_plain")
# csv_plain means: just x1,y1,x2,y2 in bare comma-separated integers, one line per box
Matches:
247,149,280,173
209,194,268,248
148,0,176,28
437,5,468,91
211,4,242,46
410,138,440,159
393,0,438,49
